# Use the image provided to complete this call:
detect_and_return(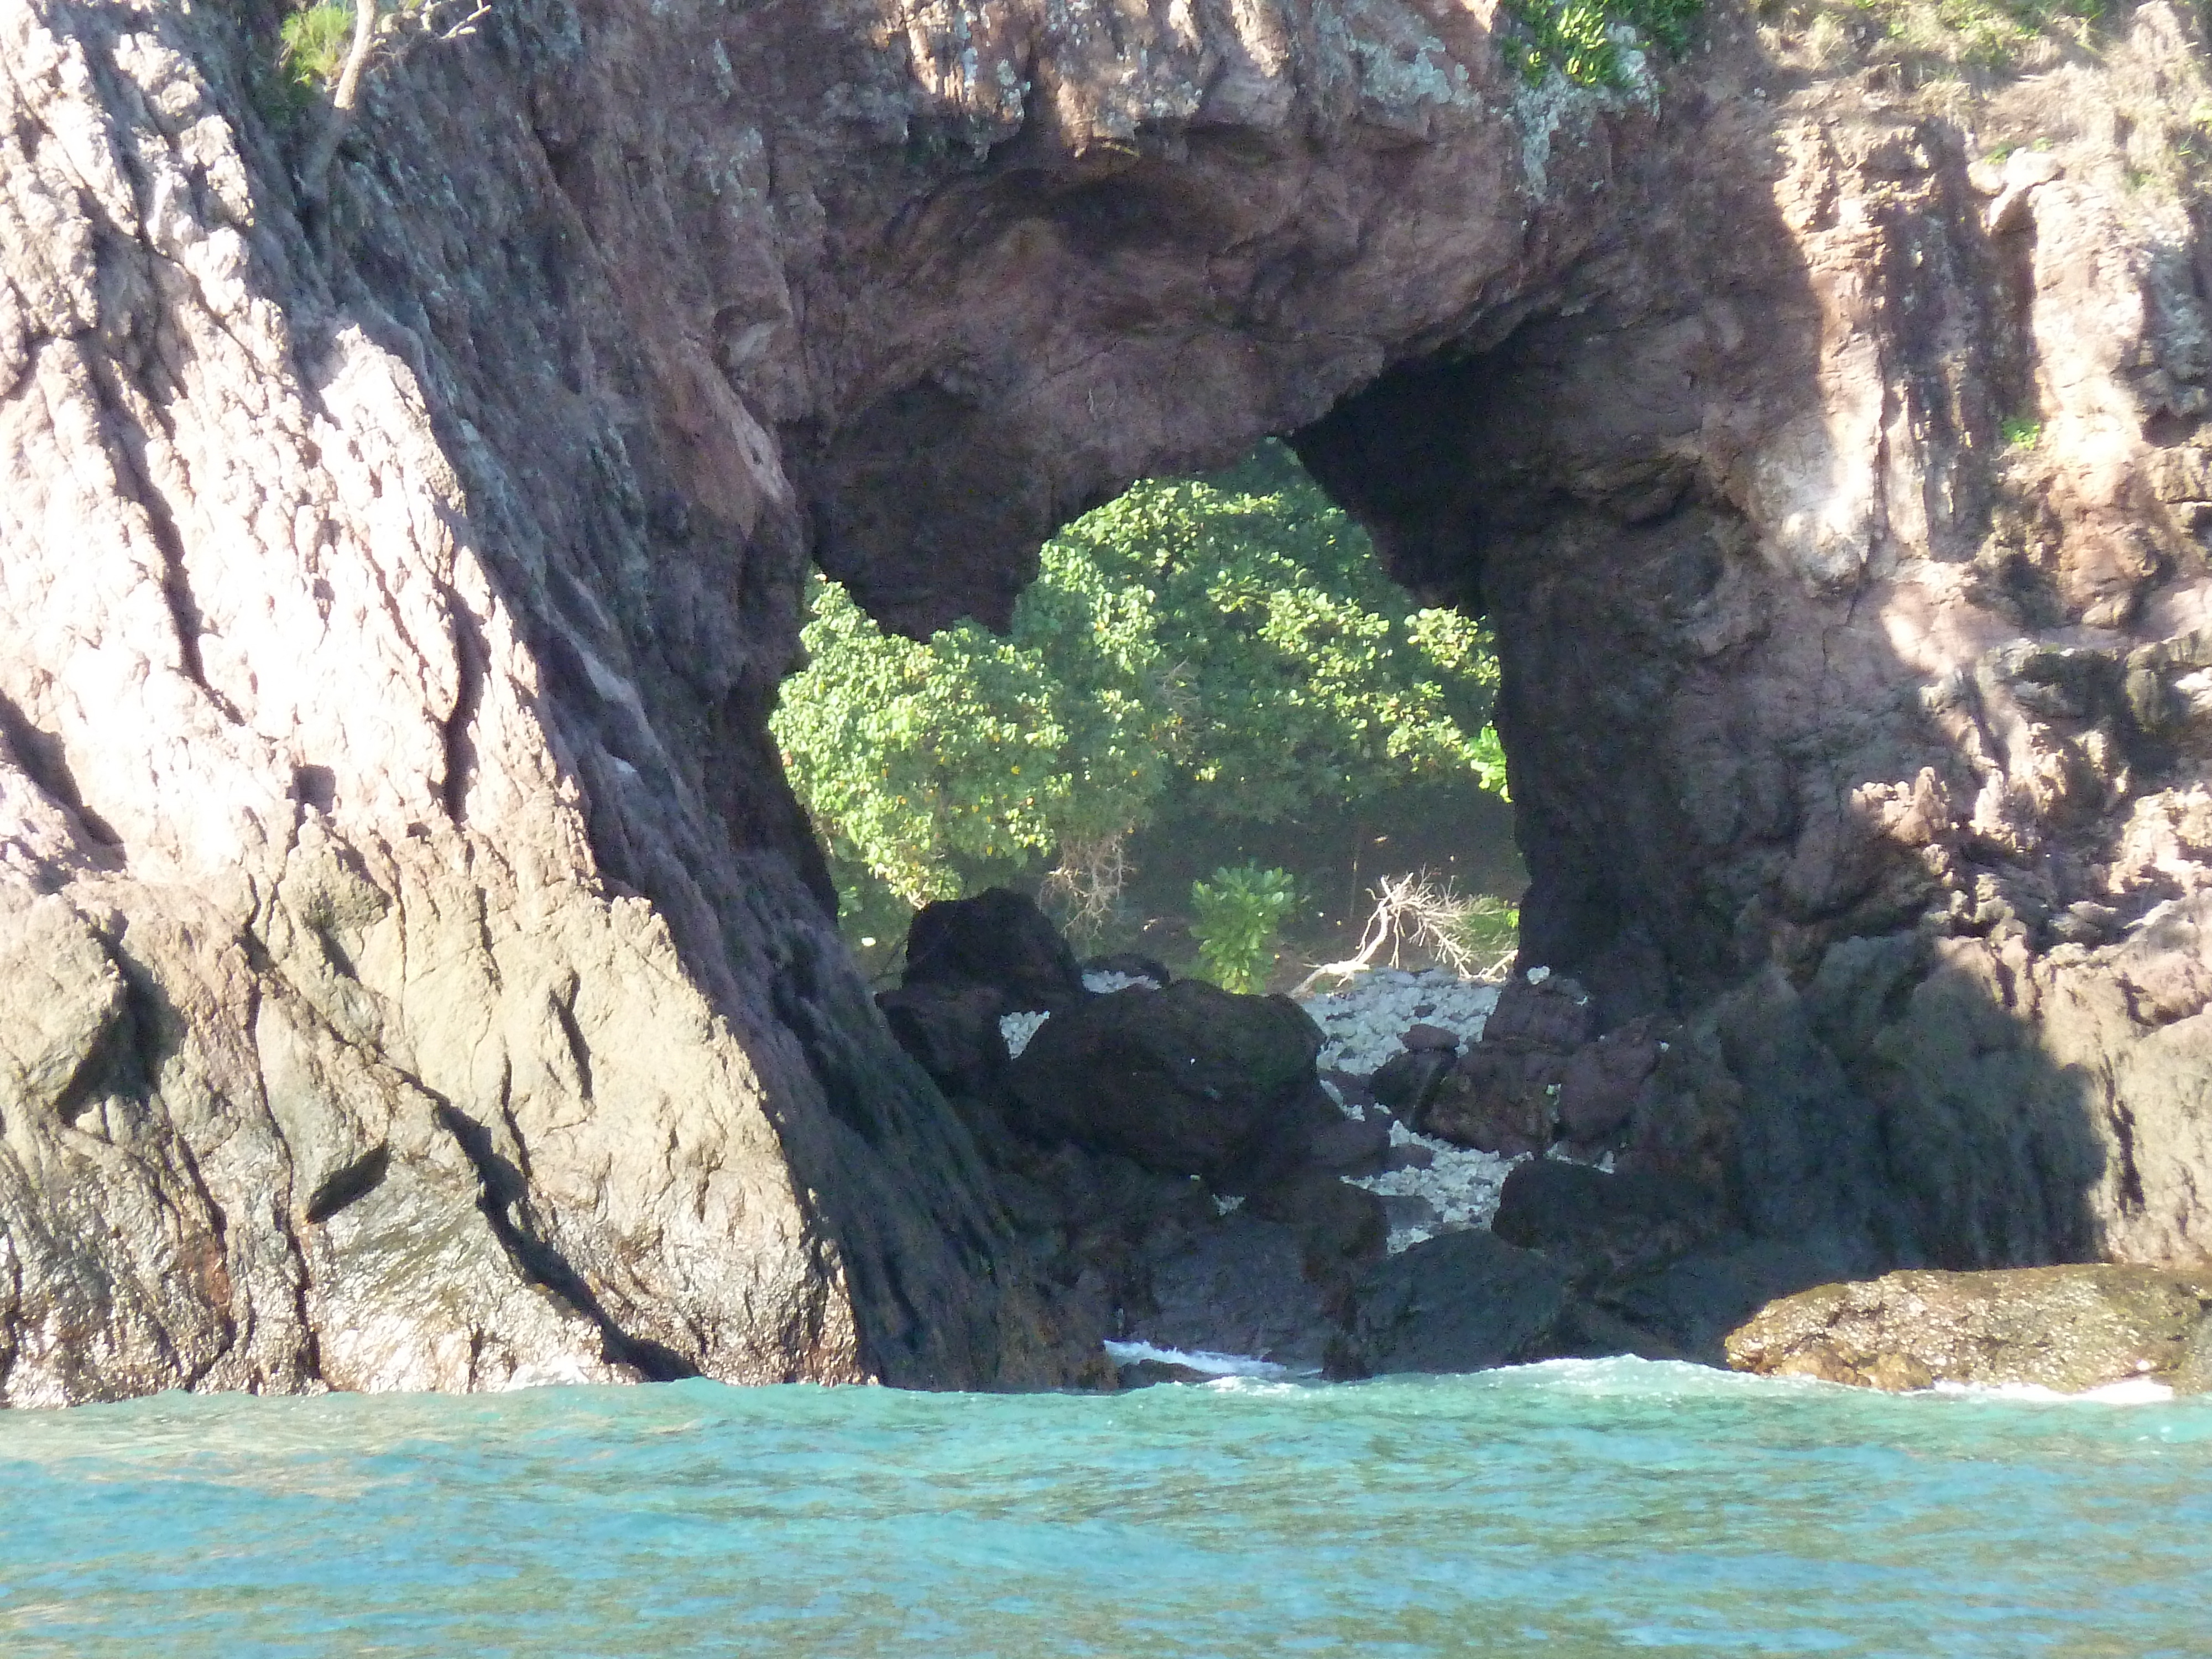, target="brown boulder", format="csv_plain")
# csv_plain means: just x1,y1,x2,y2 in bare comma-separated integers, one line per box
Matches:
1371,1046,1457,1119
1418,1042,1563,1157
1554,1018,1666,1144
1481,975,1596,1048
1725,1265,2212,1394
1402,1022,1462,1053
